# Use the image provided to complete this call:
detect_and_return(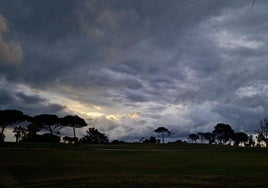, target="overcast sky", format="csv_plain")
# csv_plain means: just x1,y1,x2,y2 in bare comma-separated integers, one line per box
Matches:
1,0,267,141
